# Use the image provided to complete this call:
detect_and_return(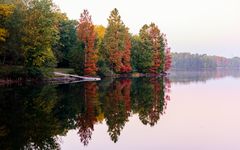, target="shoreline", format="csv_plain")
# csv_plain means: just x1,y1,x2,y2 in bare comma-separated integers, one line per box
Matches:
0,72,169,86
